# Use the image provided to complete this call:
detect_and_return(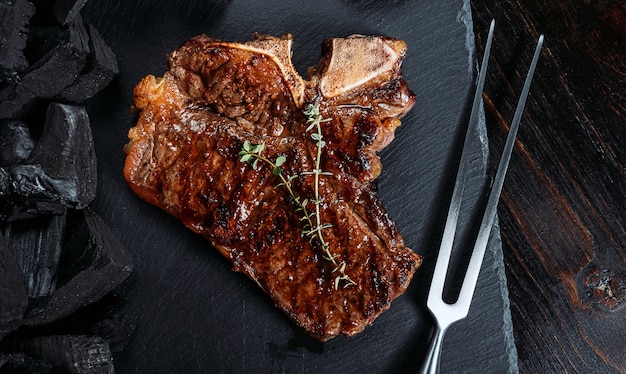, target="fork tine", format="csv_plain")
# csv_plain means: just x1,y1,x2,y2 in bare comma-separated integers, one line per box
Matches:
426,19,496,314
455,33,544,310
420,21,497,374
